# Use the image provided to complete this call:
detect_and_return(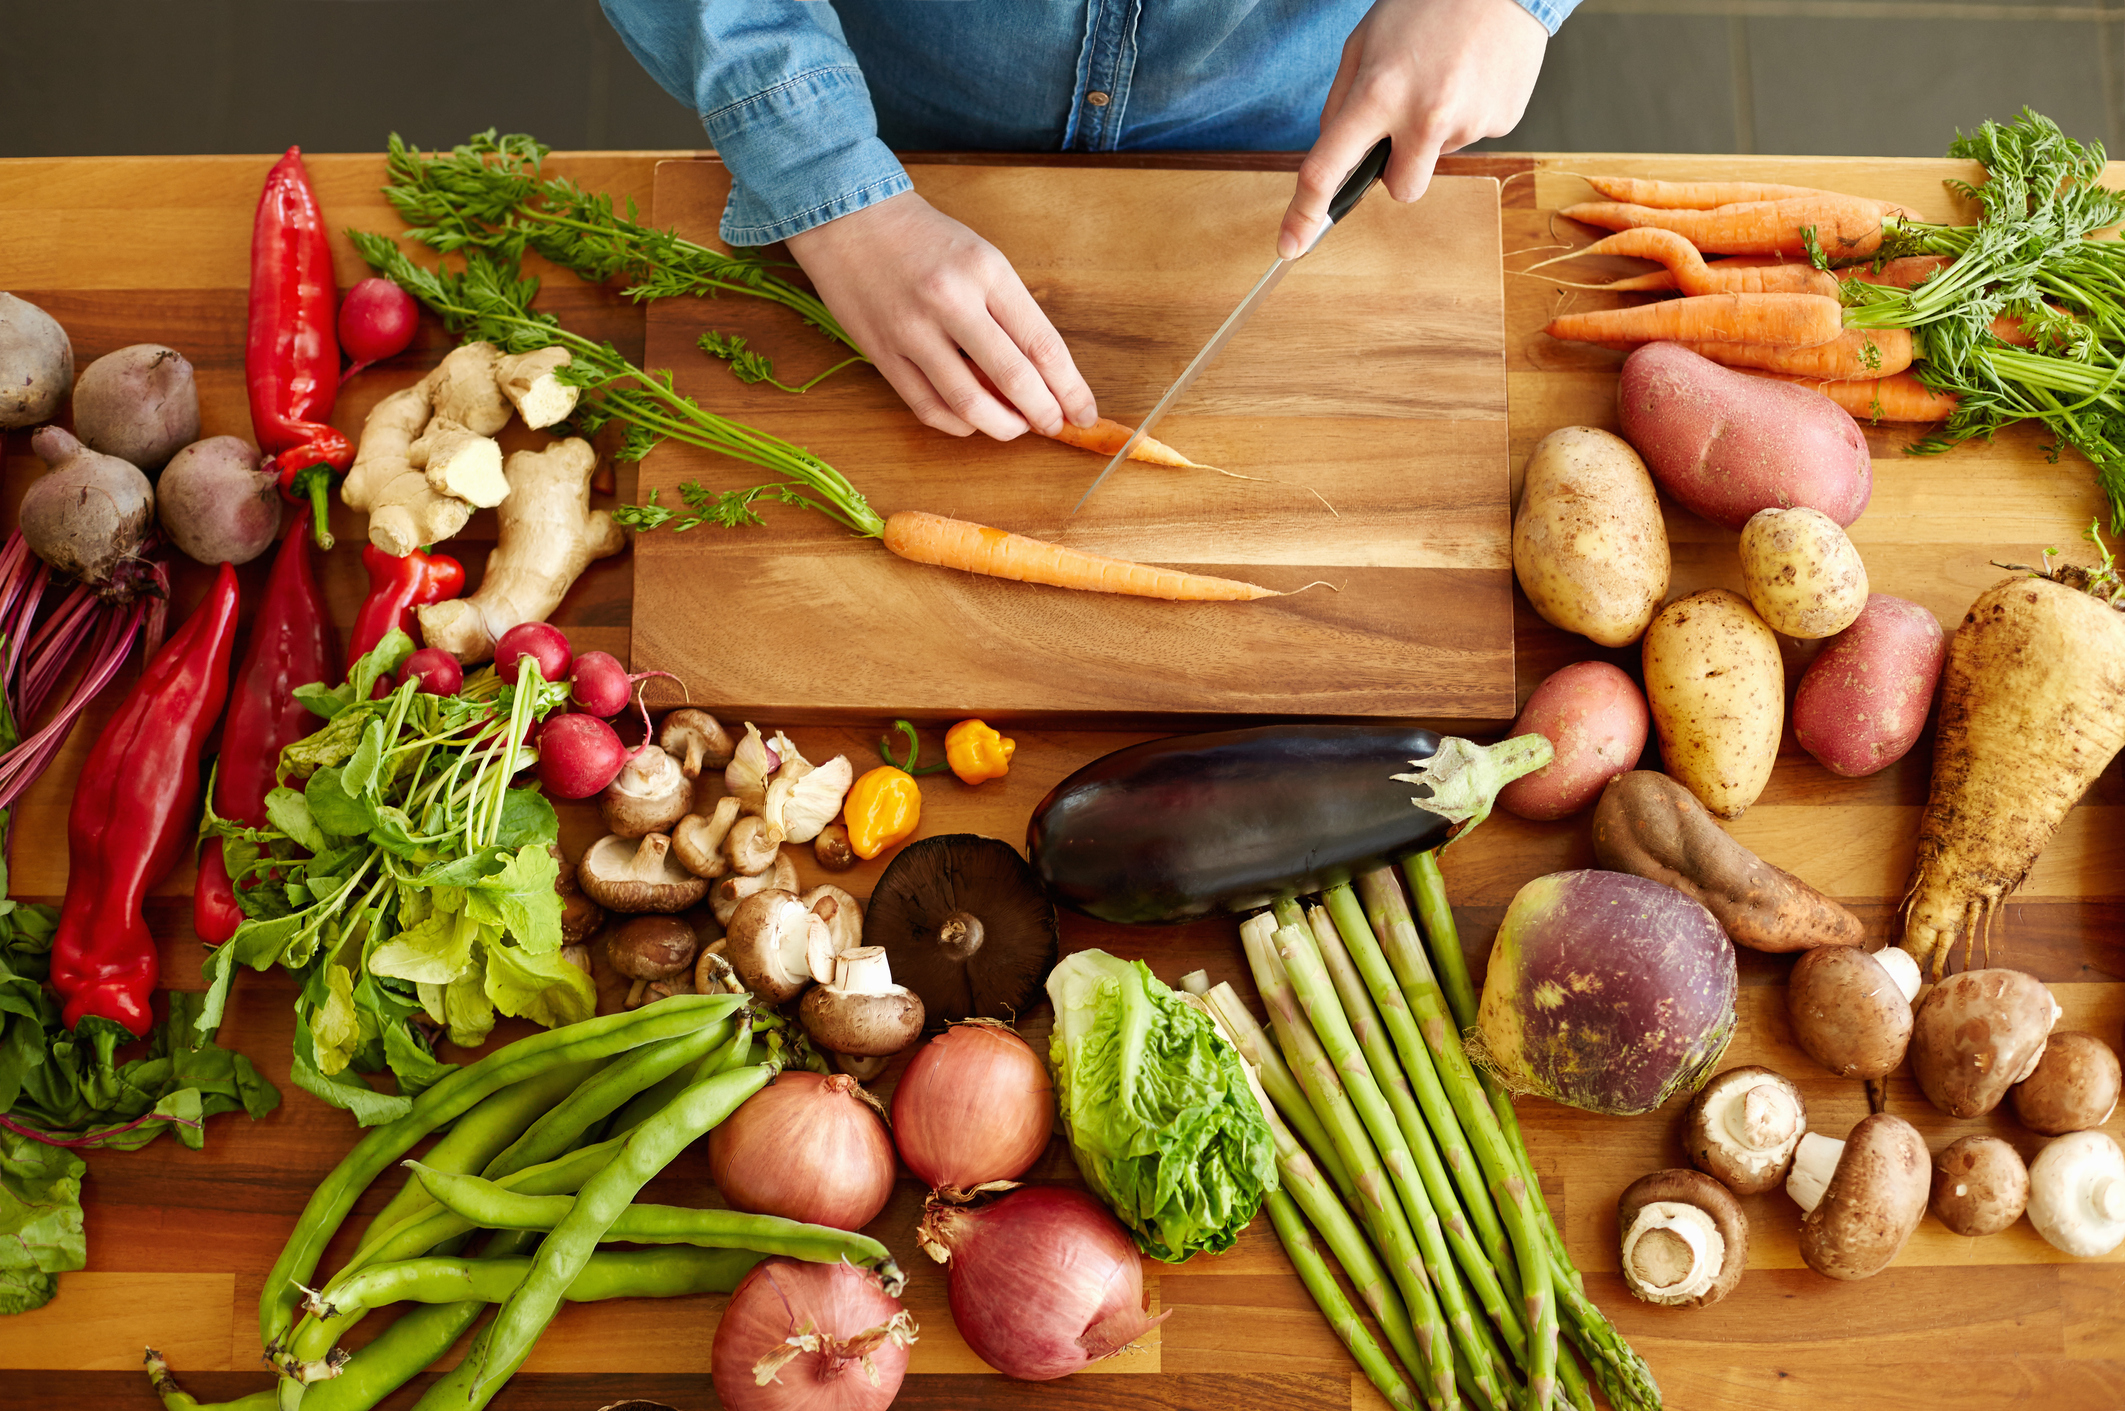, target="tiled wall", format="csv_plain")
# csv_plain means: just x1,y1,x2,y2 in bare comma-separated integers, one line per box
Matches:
0,0,2110,160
